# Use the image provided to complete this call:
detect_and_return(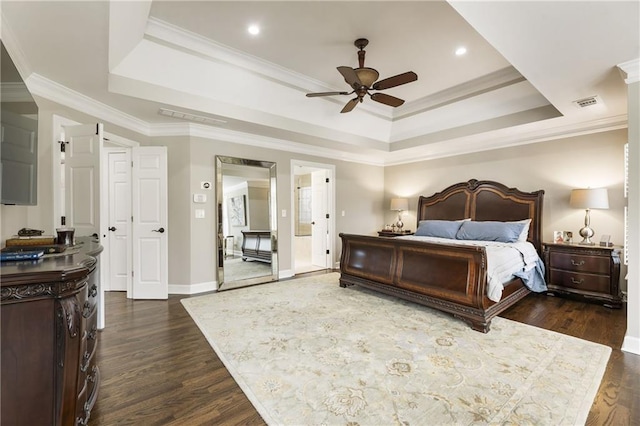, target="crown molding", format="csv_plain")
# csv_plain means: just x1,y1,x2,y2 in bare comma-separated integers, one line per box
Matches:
395,66,526,119
26,73,152,135
618,58,640,84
